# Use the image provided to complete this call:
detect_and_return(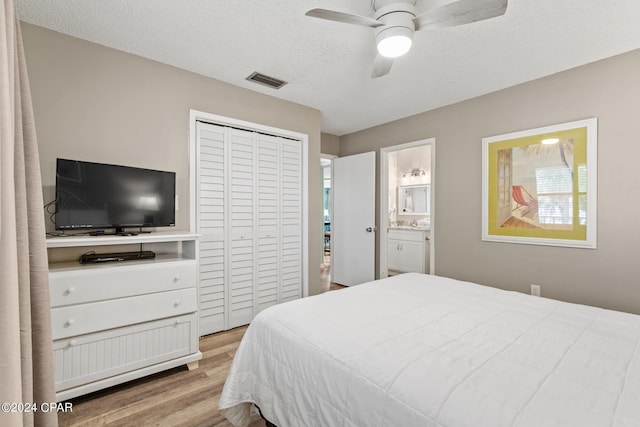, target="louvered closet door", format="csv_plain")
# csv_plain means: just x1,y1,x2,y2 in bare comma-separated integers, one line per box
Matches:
228,129,255,328
256,134,280,313
197,121,303,335
280,139,302,302
197,123,227,335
